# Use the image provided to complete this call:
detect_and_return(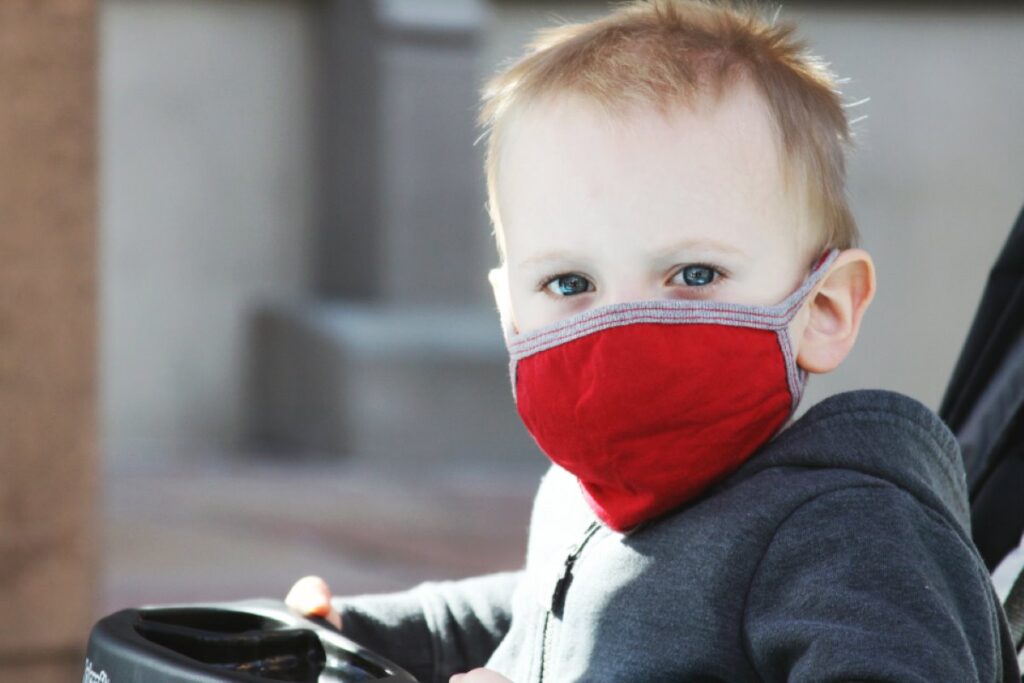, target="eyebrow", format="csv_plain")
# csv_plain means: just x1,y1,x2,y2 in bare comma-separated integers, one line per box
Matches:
648,238,747,259
514,238,746,269
515,250,578,269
